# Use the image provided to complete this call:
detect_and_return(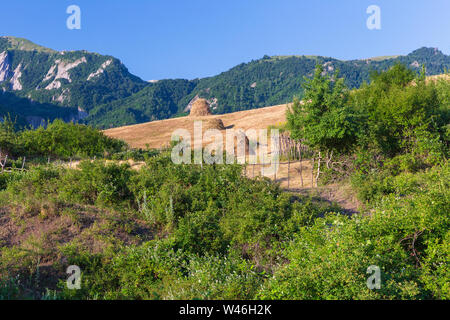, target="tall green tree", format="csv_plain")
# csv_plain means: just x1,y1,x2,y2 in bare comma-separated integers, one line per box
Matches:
287,65,357,154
